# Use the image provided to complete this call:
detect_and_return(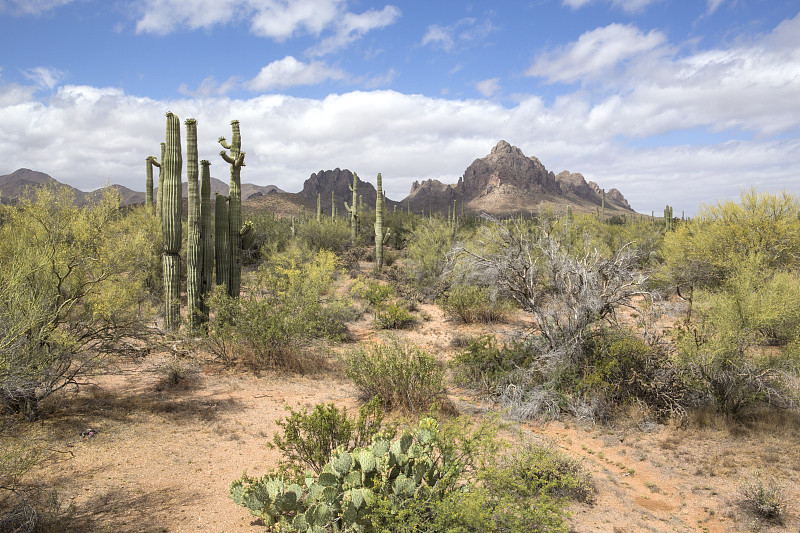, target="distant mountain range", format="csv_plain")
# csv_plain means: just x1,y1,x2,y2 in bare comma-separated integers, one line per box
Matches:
0,168,282,206
1,141,633,216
